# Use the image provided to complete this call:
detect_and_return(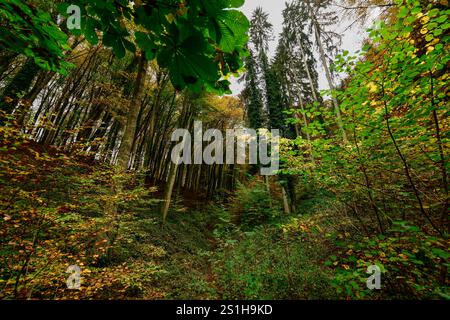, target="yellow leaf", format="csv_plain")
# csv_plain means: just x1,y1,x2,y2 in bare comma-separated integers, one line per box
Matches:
367,82,378,93
177,6,188,16
166,13,175,23
420,16,430,24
